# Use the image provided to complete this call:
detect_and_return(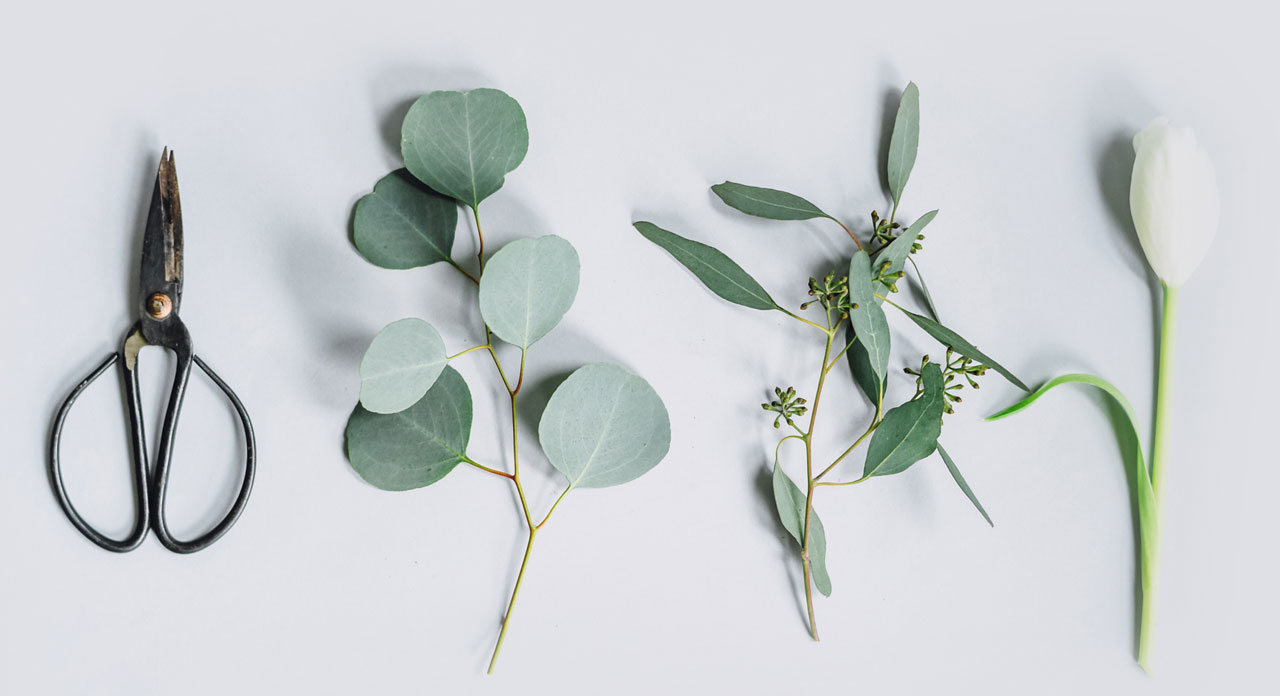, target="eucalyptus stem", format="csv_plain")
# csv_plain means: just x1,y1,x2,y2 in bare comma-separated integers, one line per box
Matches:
1138,282,1178,672
488,528,536,674
800,329,836,641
